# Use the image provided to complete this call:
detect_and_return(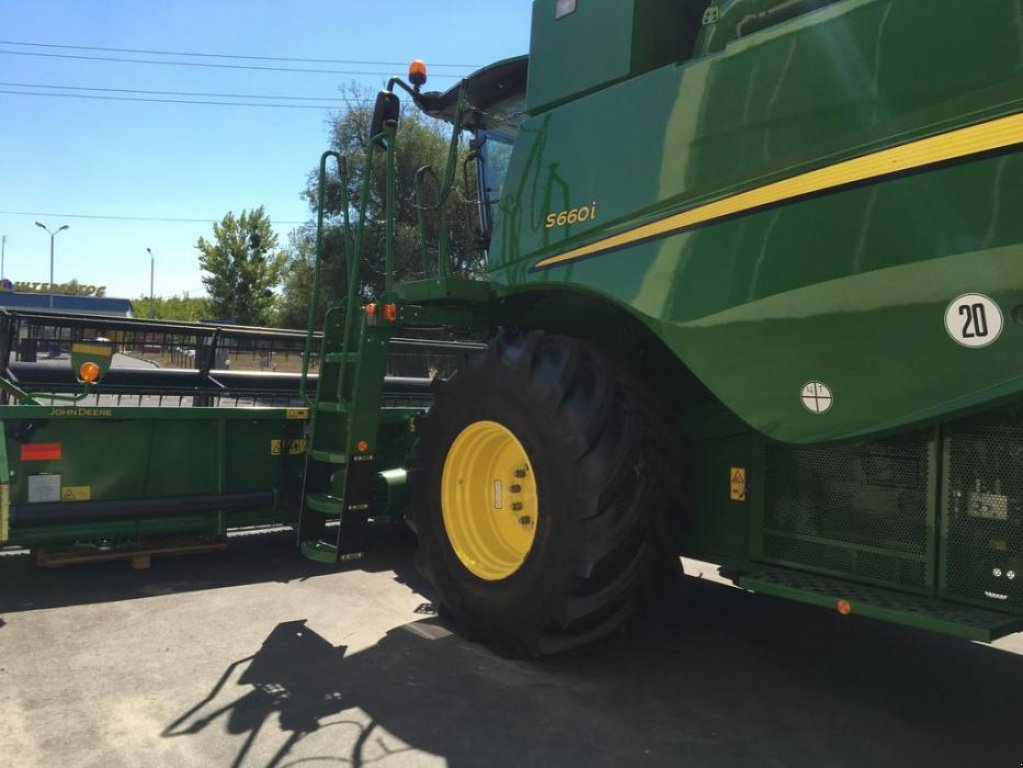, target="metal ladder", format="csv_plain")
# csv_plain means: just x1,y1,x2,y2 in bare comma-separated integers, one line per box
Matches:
296,301,393,563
